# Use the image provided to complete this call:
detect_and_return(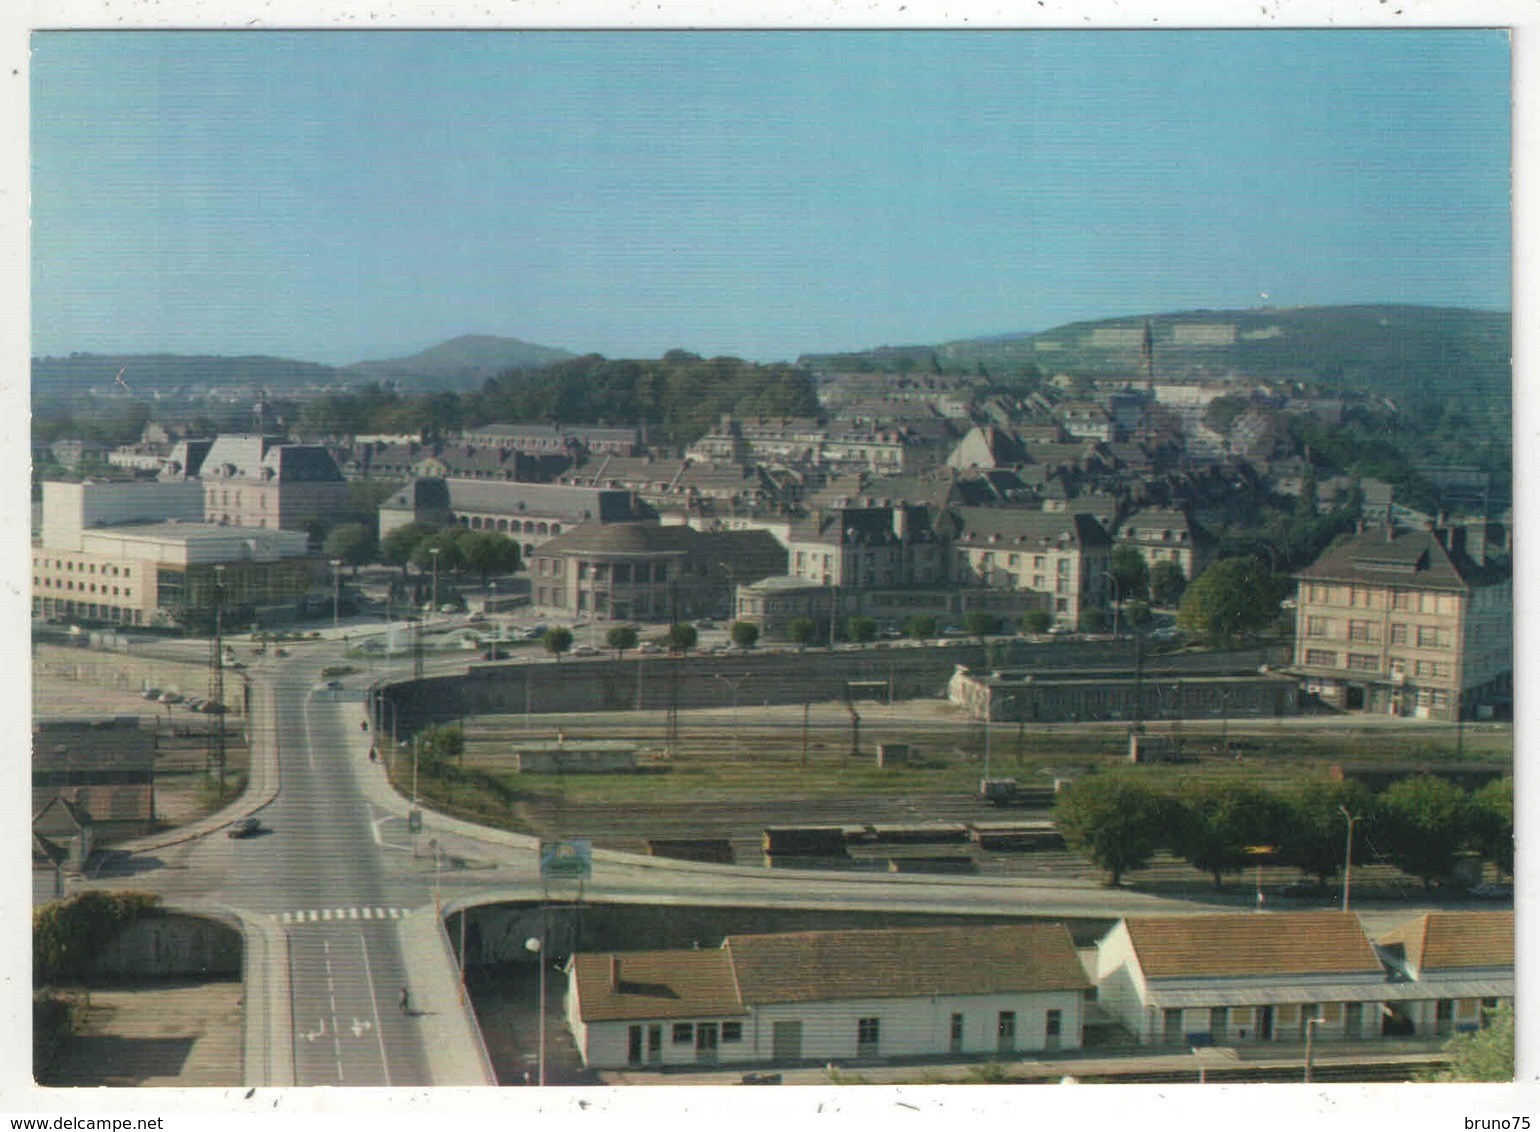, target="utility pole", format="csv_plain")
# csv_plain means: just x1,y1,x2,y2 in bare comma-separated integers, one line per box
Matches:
1340,806,1360,912
208,565,227,796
